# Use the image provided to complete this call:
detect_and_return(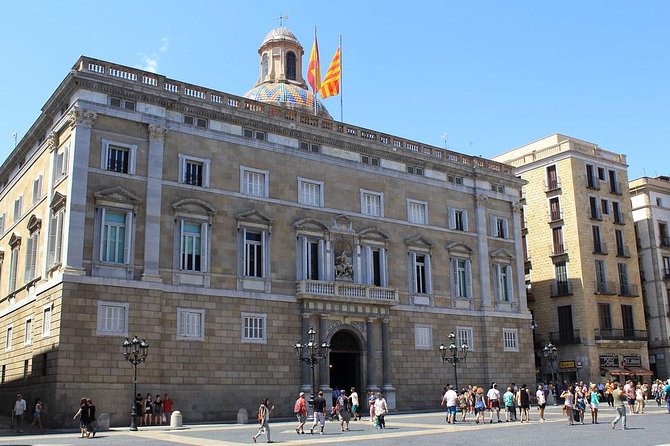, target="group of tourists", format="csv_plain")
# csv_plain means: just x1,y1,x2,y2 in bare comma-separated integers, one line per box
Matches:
134,392,173,426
